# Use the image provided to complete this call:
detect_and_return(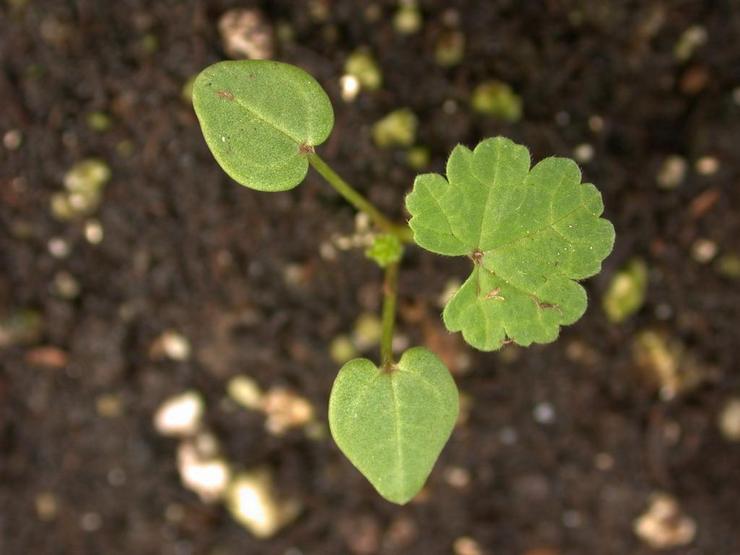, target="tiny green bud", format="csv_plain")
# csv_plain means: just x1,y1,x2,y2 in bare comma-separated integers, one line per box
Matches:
365,233,403,268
